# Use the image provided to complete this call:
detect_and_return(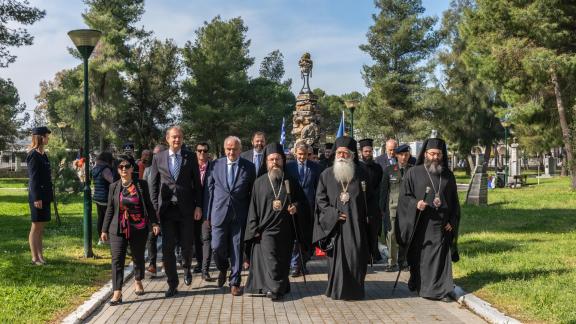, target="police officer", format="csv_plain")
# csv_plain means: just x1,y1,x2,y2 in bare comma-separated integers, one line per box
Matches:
380,144,414,272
